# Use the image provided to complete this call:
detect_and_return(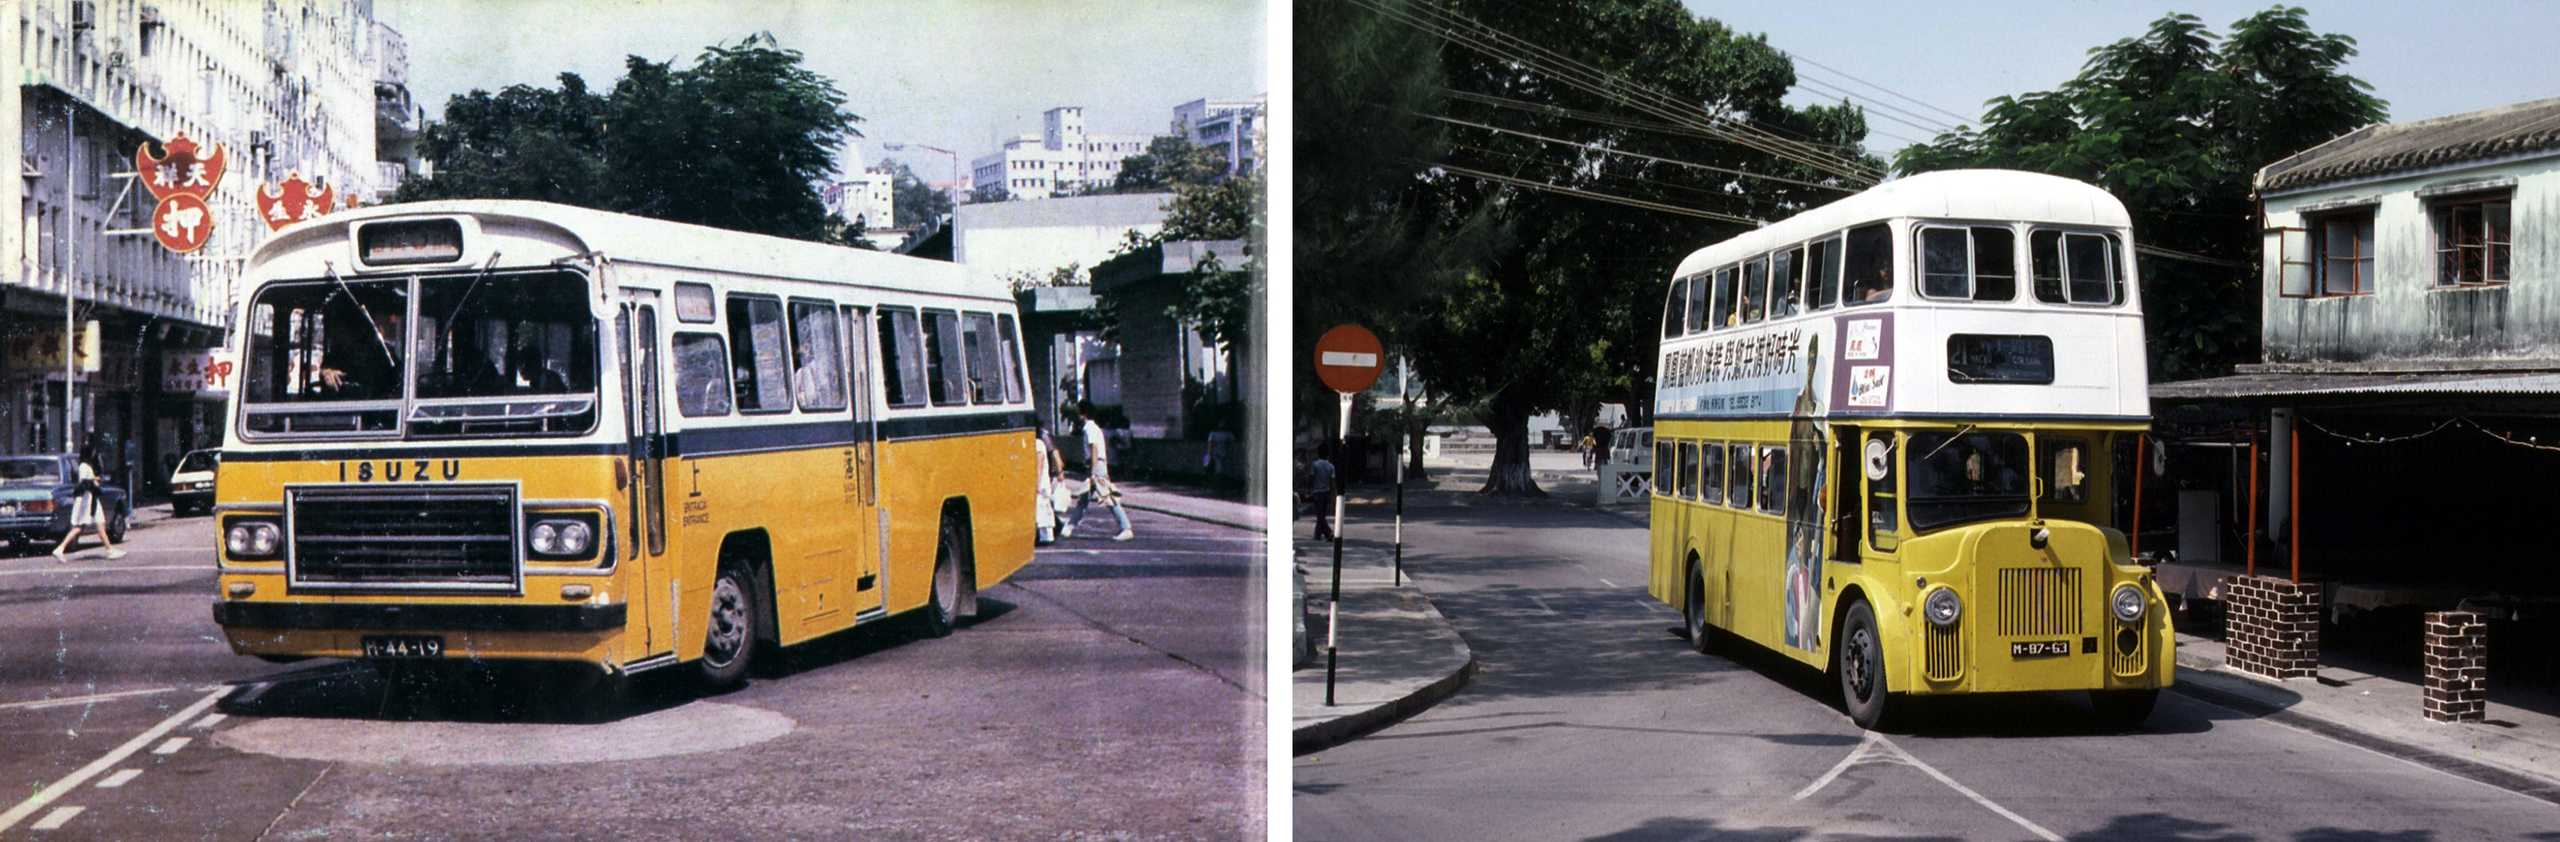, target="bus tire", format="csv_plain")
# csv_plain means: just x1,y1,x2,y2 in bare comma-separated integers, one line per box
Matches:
695,562,758,691
1684,562,1716,655
919,515,966,638
2089,688,2158,731
1838,599,1893,730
